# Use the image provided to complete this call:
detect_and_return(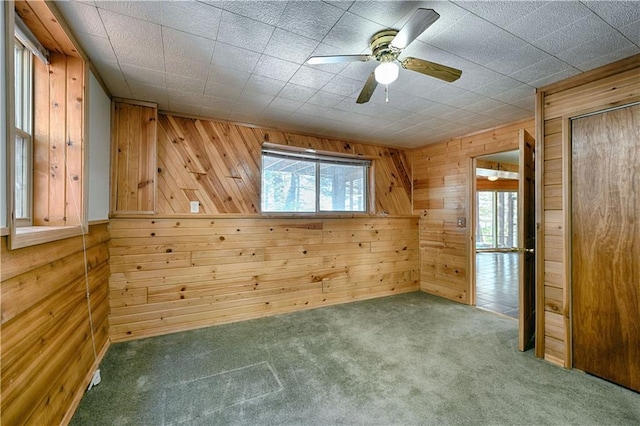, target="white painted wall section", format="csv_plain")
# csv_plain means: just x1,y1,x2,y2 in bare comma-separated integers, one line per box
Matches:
88,72,111,221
